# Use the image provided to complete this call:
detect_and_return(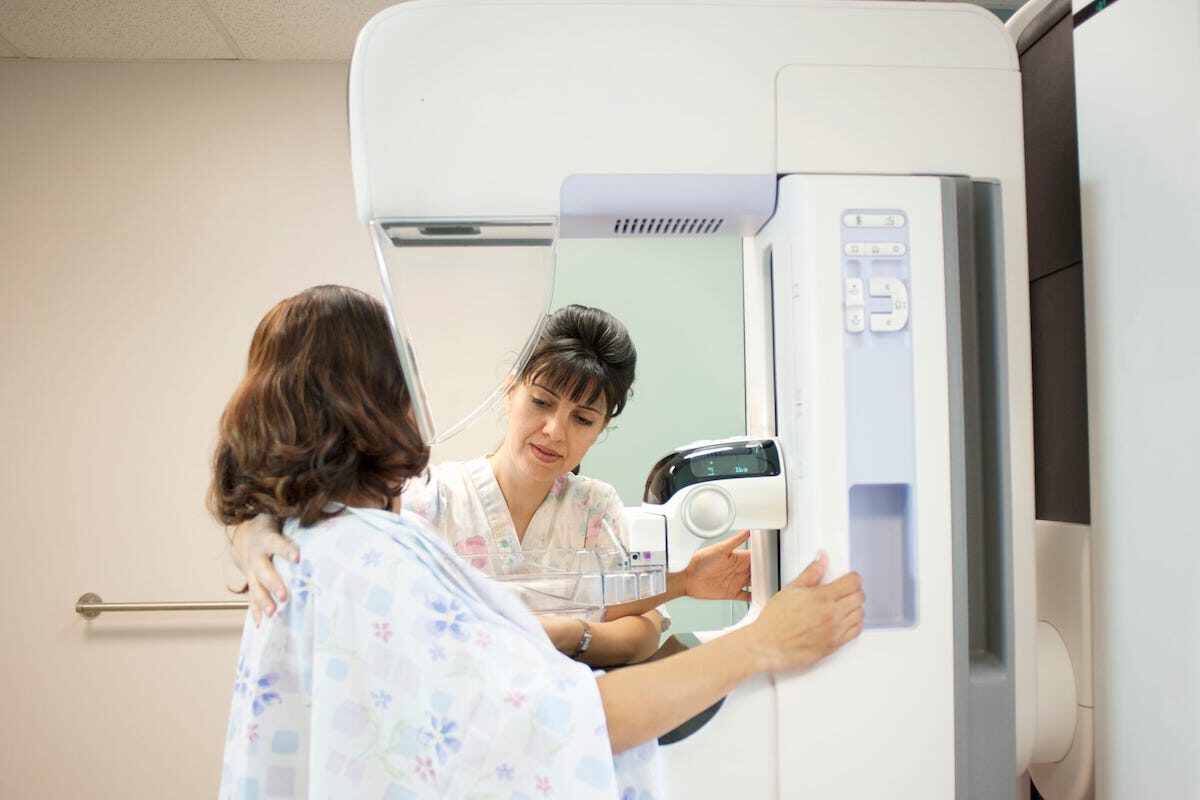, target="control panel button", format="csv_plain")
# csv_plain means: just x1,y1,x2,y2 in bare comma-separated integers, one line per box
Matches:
868,277,901,297
868,277,910,332
844,242,906,257
846,306,866,333
869,312,902,332
683,486,736,539
844,277,864,306
843,213,907,228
